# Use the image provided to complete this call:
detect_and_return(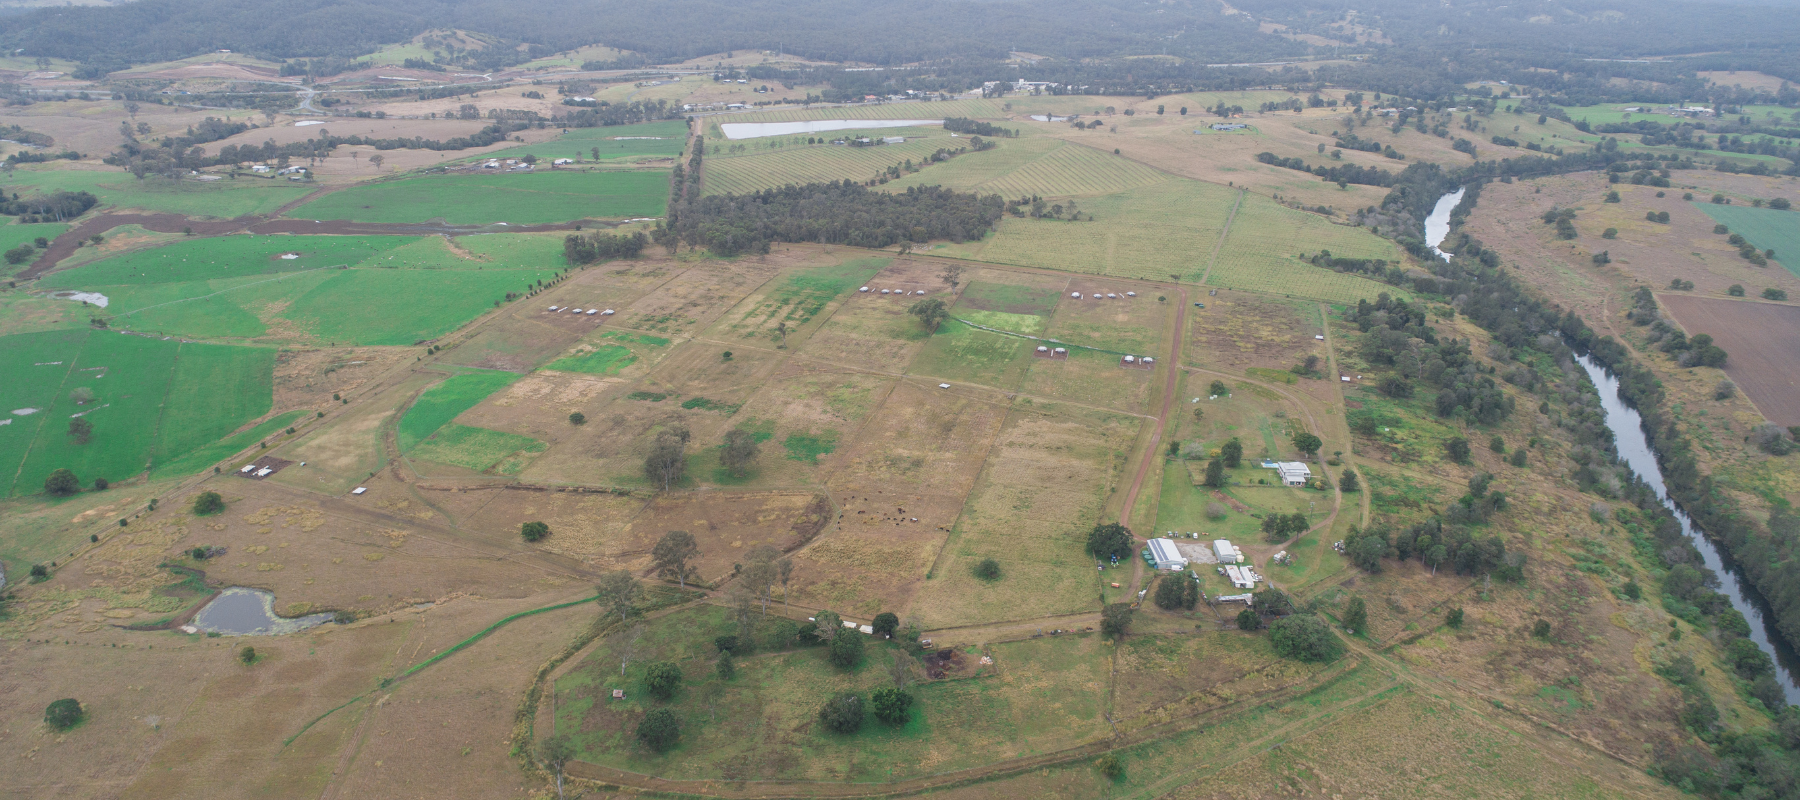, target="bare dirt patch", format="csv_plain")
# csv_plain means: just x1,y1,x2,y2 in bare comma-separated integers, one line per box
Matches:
1186,291,1321,373
1659,293,1800,426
